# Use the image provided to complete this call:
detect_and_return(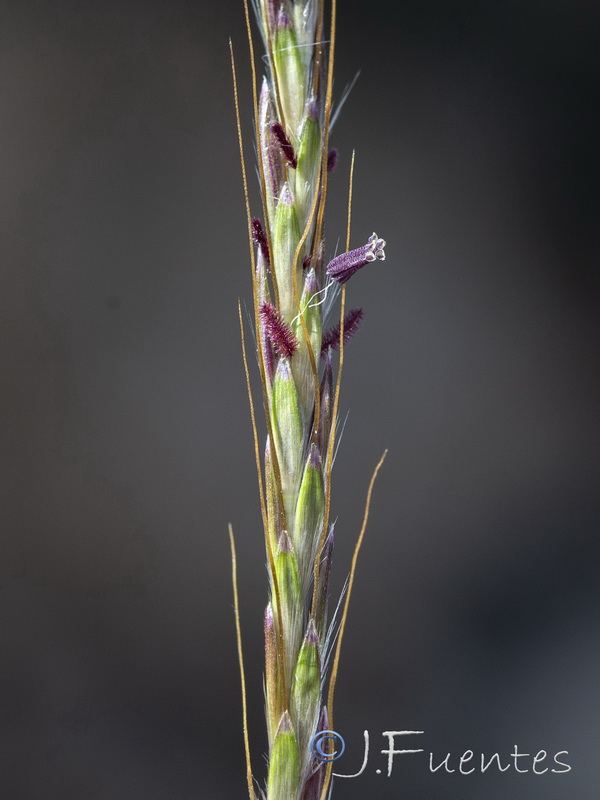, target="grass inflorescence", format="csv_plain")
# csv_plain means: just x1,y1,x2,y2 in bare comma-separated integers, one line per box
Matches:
230,2,387,798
